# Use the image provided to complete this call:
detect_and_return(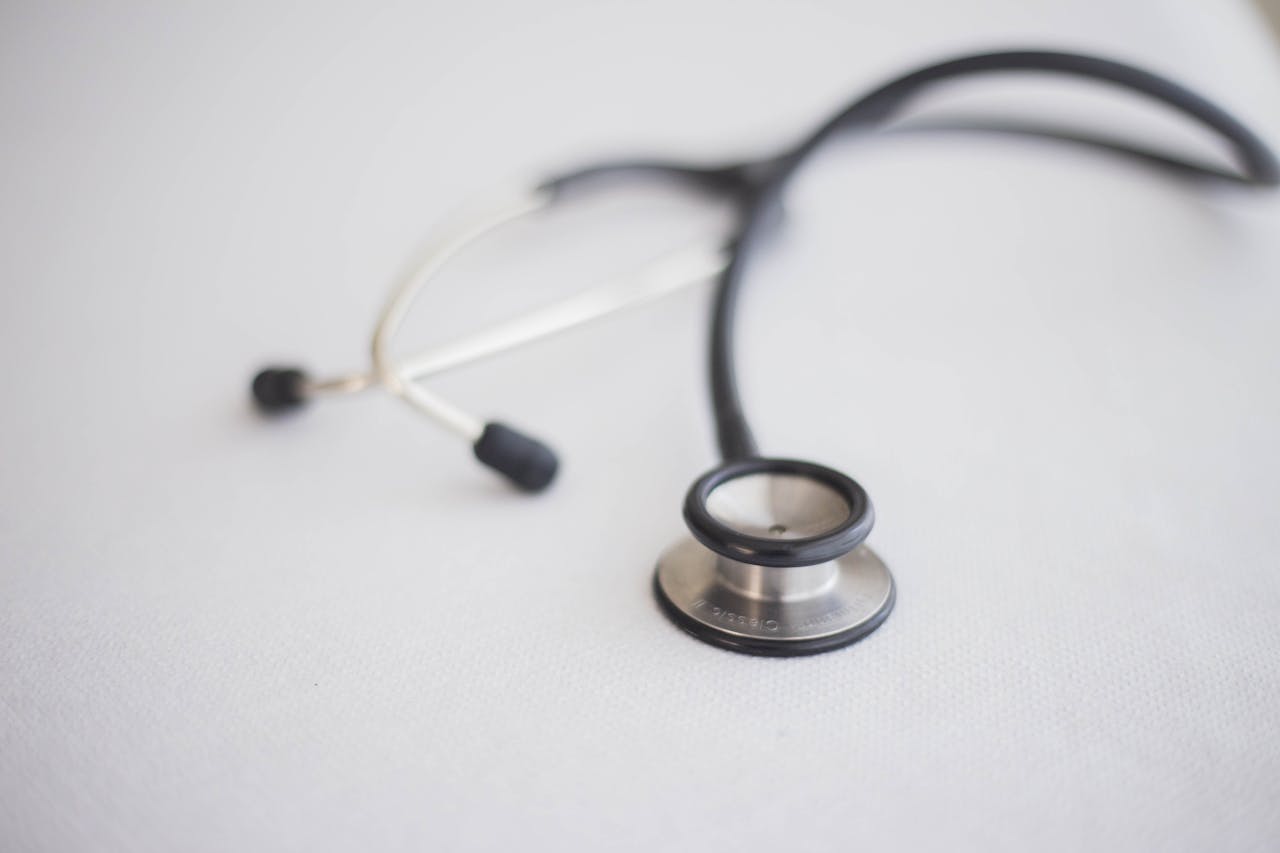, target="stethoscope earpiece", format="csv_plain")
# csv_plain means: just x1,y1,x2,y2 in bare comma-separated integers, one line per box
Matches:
251,368,559,492
654,458,895,656
472,422,559,492
251,366,310,413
